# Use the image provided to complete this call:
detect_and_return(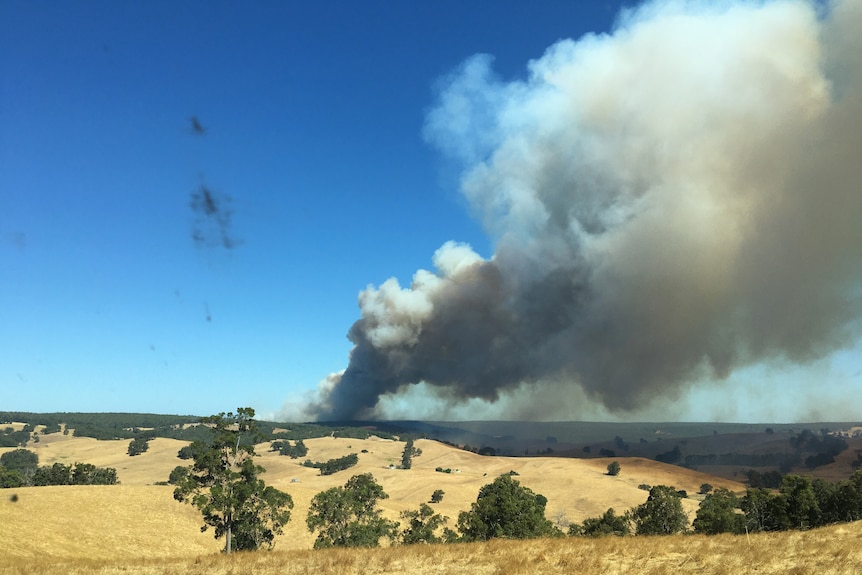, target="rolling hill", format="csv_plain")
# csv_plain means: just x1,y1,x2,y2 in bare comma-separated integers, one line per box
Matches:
2,429,745,561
